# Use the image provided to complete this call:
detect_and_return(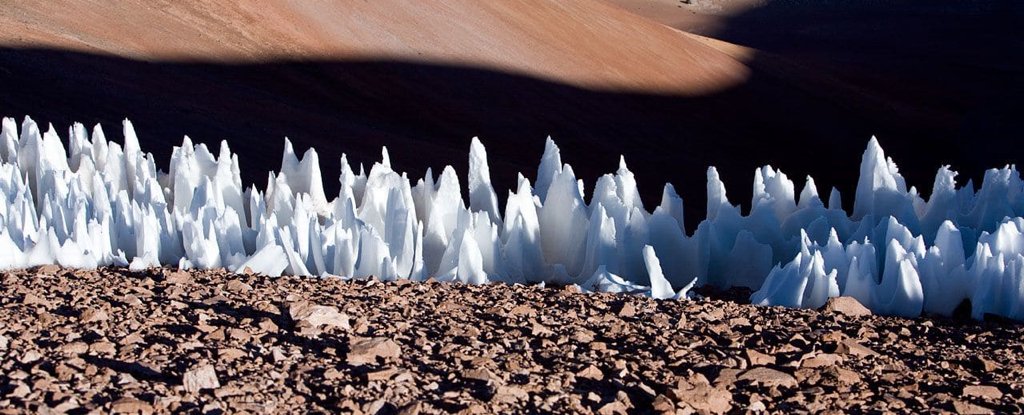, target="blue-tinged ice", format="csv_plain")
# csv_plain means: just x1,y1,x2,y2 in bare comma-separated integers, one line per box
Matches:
4,115,1024,320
